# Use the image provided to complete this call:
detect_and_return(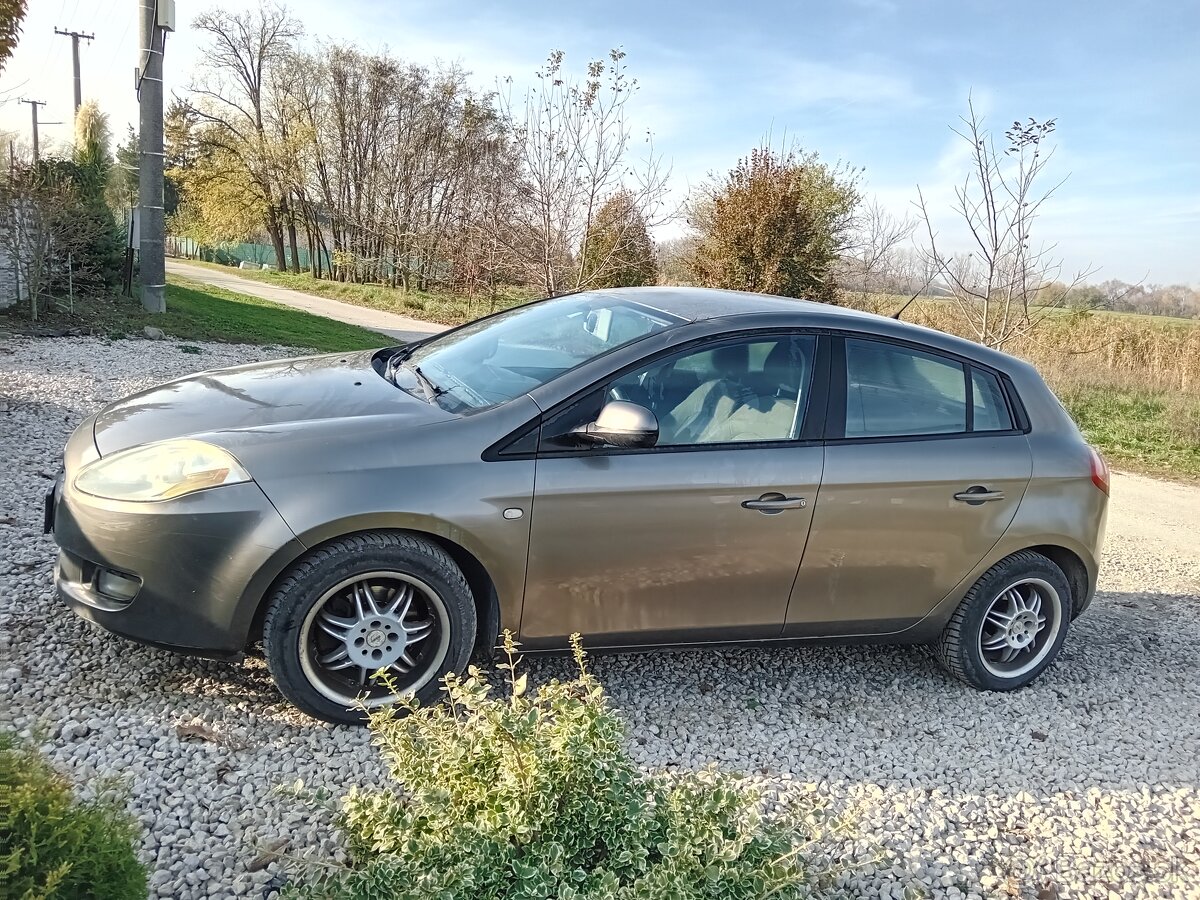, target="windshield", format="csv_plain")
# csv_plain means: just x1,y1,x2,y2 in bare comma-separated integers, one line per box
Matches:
391,293,681,411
